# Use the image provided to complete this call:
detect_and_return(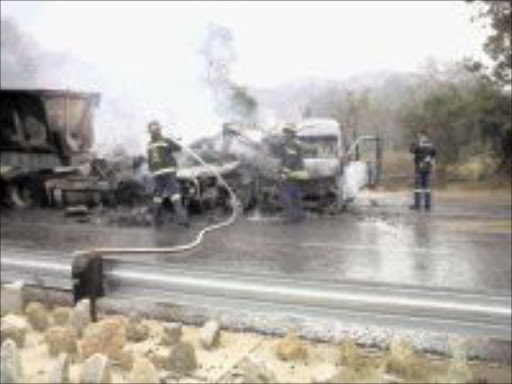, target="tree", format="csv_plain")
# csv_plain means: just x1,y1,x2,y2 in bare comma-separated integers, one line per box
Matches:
399,62,511,171
468,1,511,84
